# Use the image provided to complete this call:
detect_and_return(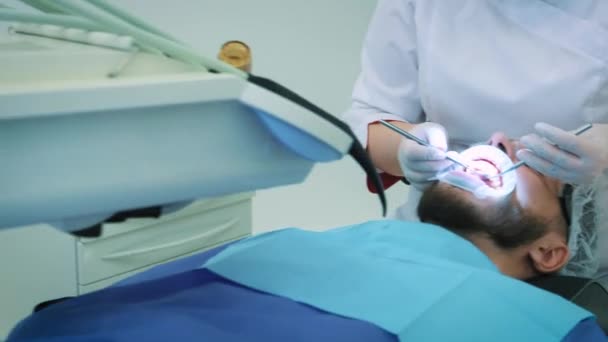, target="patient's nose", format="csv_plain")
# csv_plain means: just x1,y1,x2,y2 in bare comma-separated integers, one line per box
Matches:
488,132,515,159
